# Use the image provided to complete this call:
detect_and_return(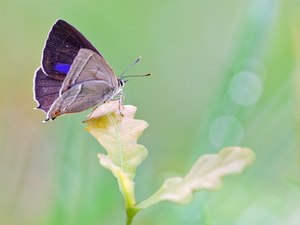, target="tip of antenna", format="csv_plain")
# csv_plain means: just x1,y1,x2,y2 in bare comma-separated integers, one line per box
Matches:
135,56,142,63
145,73,151,76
